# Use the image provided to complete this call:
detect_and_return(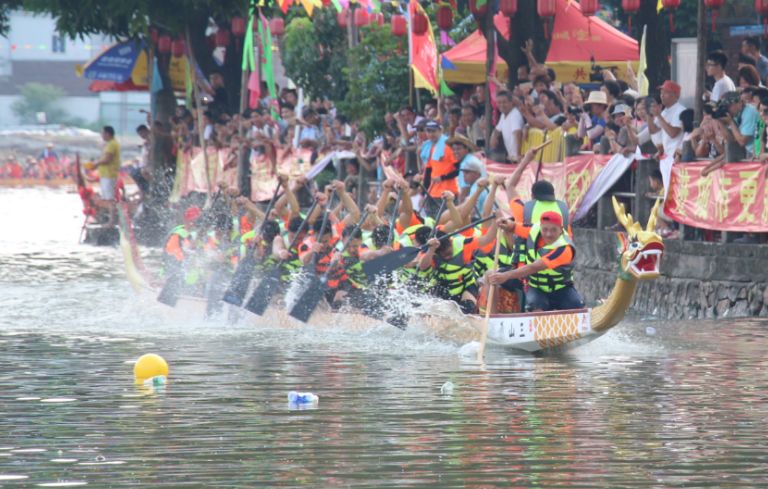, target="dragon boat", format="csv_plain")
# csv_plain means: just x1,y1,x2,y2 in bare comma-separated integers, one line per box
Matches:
116,199,664,353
